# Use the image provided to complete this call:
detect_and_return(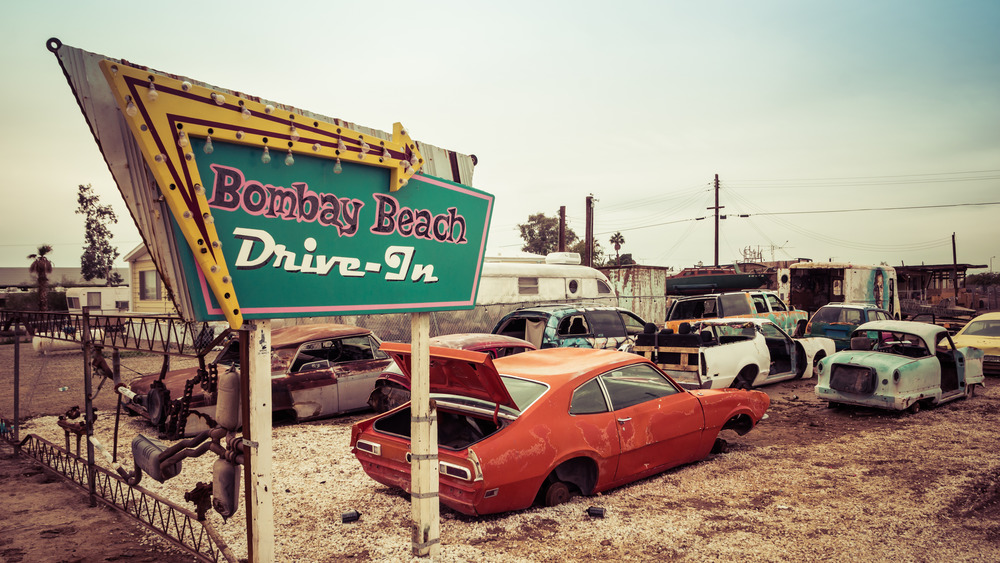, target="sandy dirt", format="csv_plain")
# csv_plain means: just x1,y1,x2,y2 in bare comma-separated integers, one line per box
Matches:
2,342,999,562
